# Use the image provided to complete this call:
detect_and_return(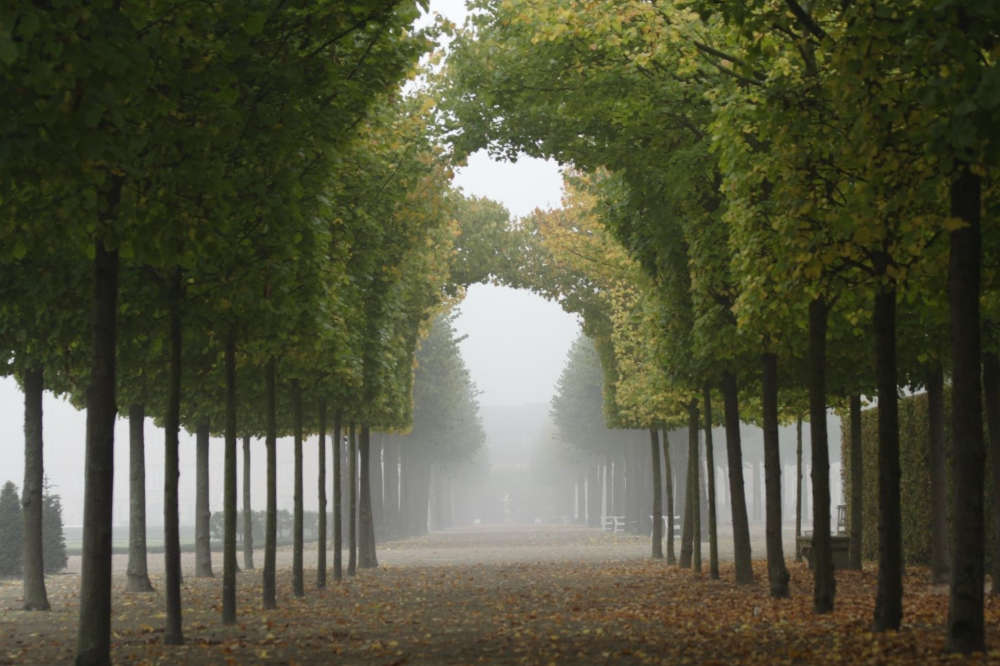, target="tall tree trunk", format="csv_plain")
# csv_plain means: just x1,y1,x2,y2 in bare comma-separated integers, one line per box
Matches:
662,428,676,565
762,352,790,597
947,165,984,653
689,400,701,573
983,352,1000,596
292,380,304,597
926,364,950,584
222,334,237,624
808,298,835,614
21,365,49,610
195,419,213,578
371,434,383,535
333,411,343,581
263,359,277,610
242,435,254,571
359,423,378,568
703,387,719,579
874,286,903,631
317,399,327,589
650,428,663,559
588,464,601,527
680,443,694,569
127,404,154,592
796,415,803,561
383,437,399,540
76,233,119,666
163,268,184,644
348,422,358,576
848,394,863,571
722,370,754,584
